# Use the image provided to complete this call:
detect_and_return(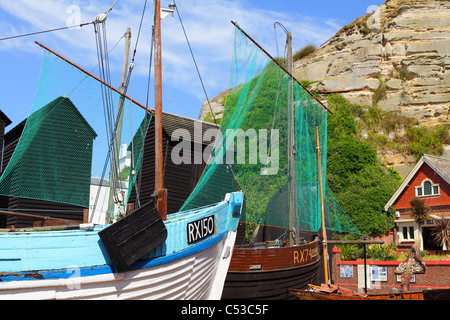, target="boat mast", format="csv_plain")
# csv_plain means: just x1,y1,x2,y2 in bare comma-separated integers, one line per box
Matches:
108,27,132,216
287,31,299,245
316,126,329,284
154,0,167,220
